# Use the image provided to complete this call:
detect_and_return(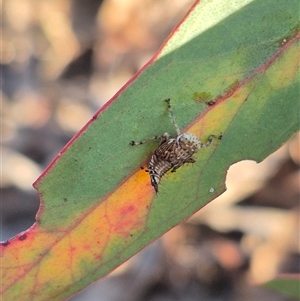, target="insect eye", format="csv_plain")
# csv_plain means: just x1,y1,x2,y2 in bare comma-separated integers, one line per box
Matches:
180,136,188,142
